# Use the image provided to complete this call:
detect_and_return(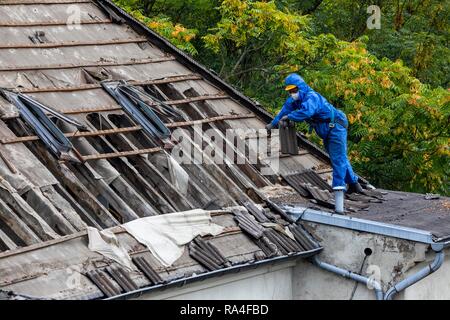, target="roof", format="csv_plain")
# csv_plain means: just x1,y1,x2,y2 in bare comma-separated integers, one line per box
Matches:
0,0,448,300
0,0,324,299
